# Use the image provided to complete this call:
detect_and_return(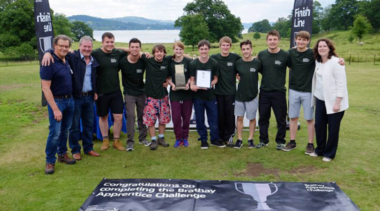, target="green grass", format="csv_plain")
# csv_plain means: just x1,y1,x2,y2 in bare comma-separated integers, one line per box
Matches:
0,60,380,210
